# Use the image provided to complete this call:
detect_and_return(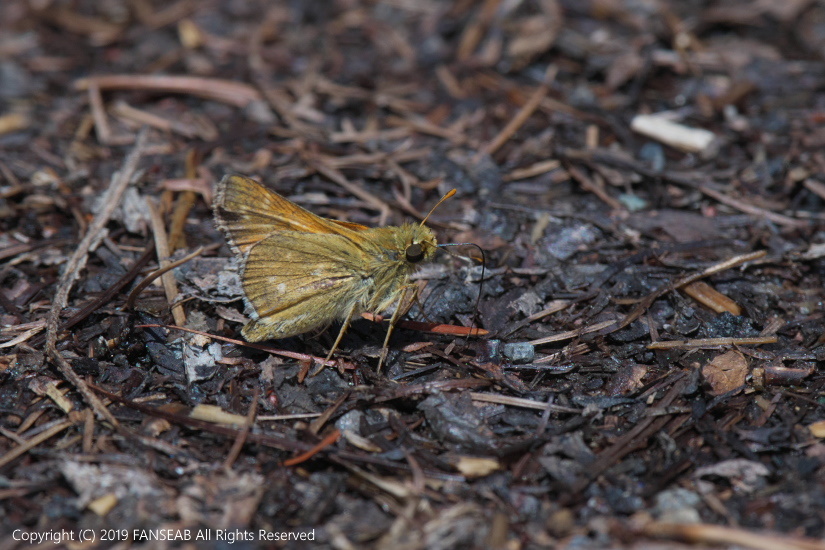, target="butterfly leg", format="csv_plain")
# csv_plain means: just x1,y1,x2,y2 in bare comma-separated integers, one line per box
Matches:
310,302,358,376
377,284,418,372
